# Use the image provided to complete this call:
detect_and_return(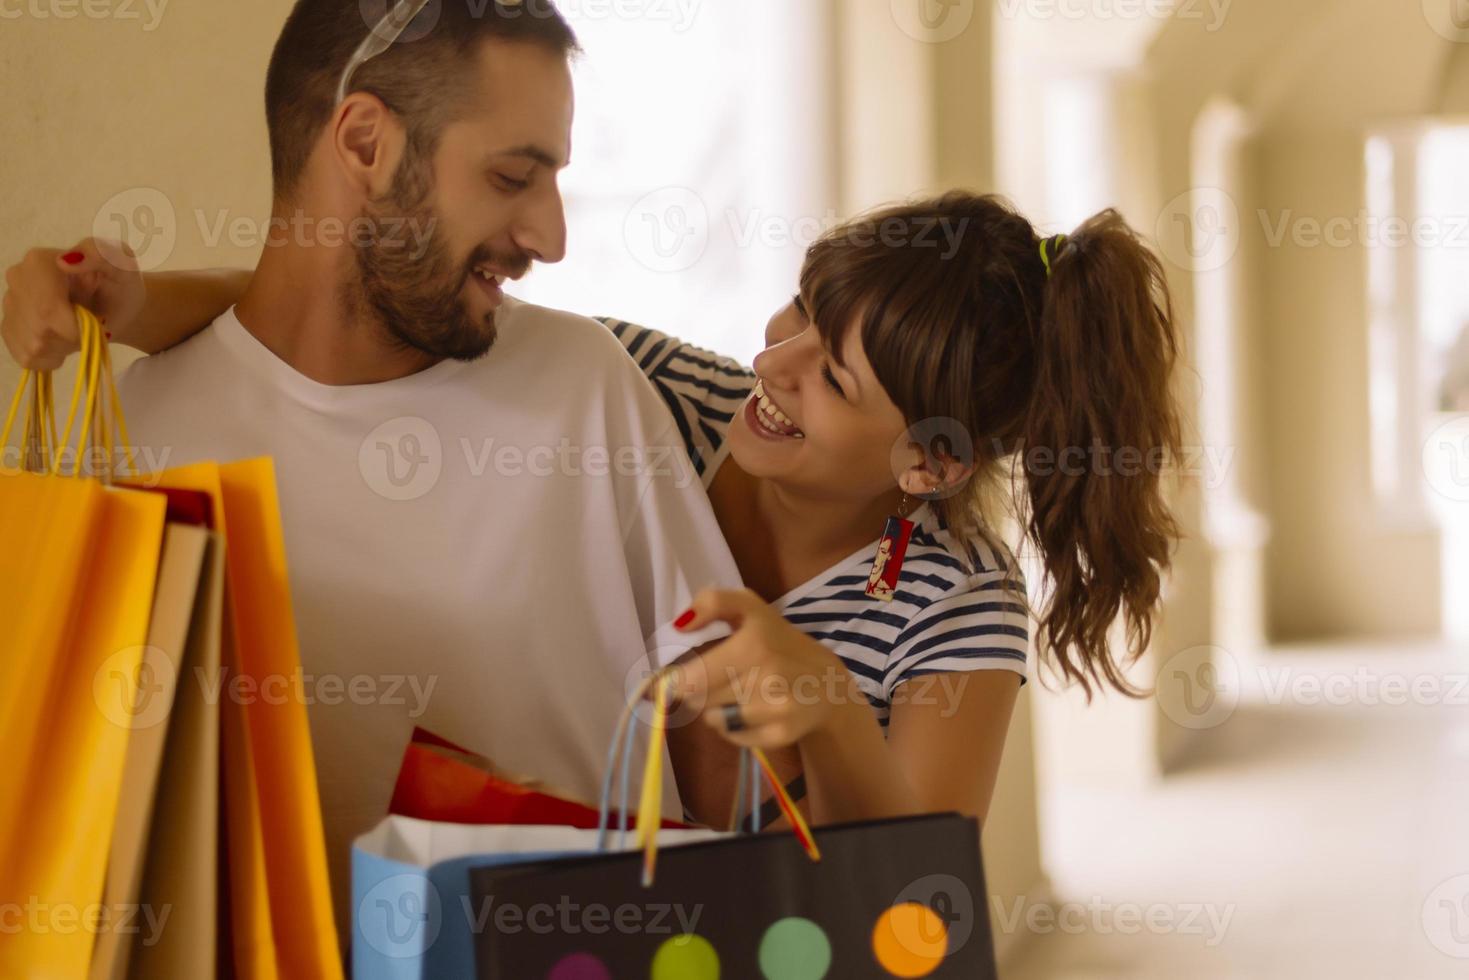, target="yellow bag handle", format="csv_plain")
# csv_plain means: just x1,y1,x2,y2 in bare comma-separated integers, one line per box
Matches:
598,664,822,887
2,306,132,482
